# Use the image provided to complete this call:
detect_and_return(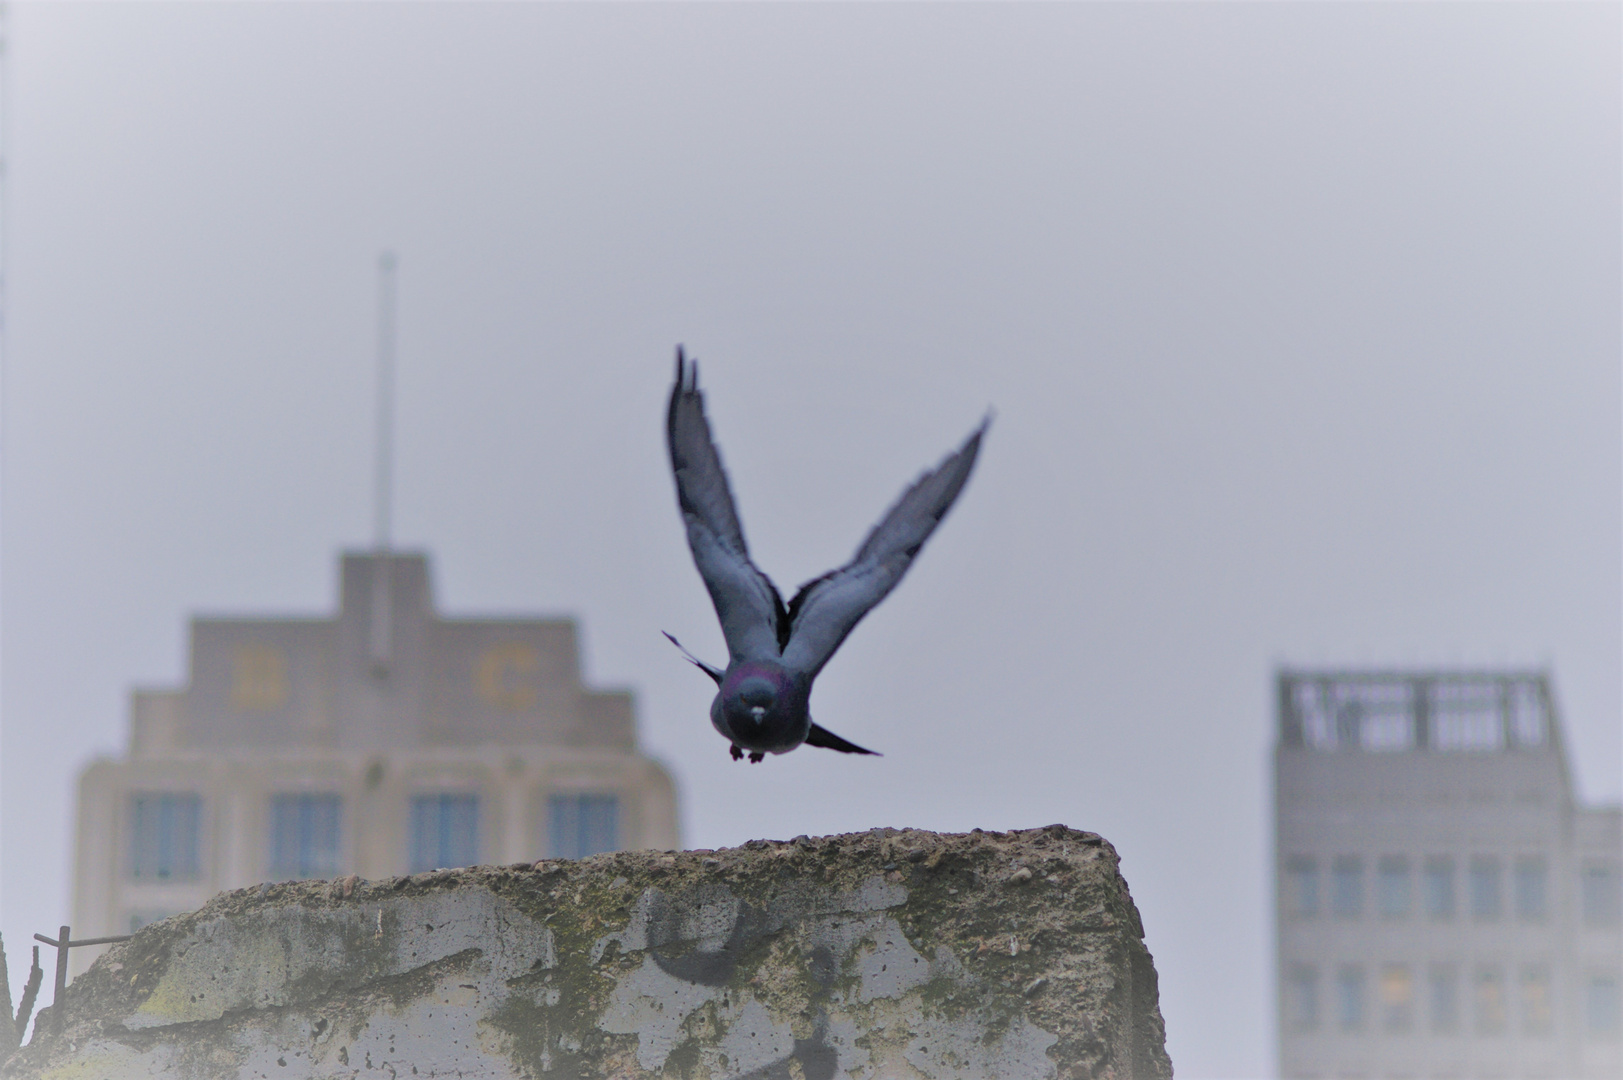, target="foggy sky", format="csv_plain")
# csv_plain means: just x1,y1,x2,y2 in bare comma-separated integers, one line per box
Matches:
1,4,1618,1077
